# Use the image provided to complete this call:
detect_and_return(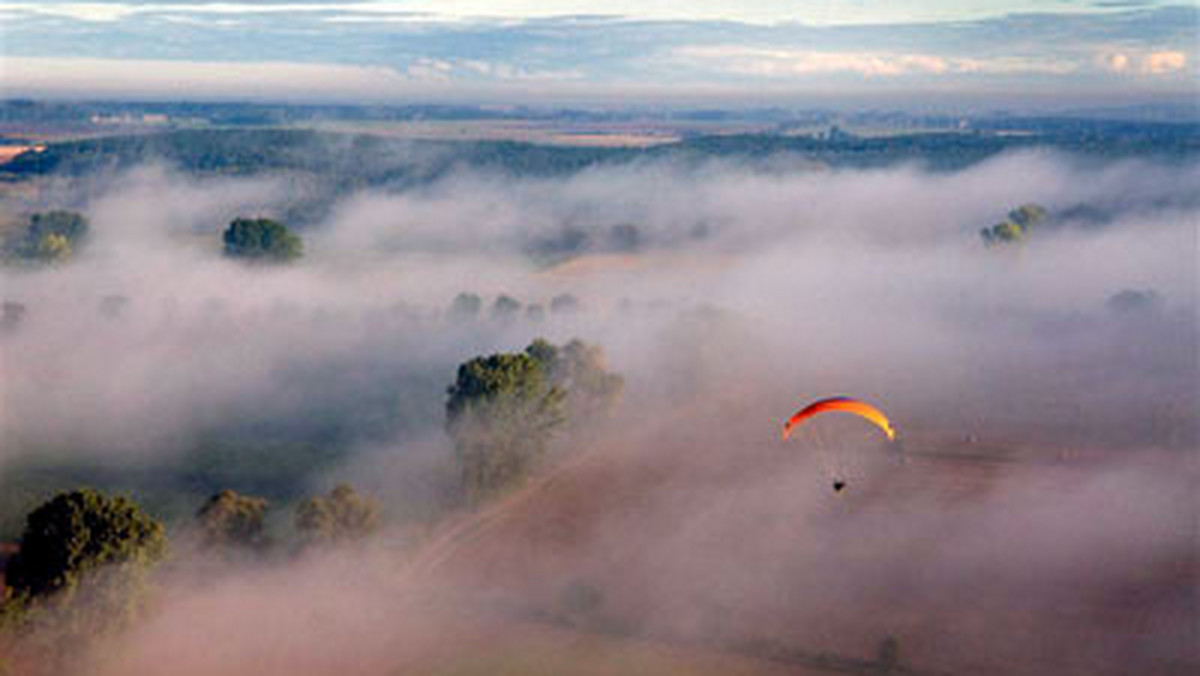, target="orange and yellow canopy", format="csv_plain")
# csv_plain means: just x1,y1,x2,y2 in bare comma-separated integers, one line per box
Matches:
782,397,895,442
